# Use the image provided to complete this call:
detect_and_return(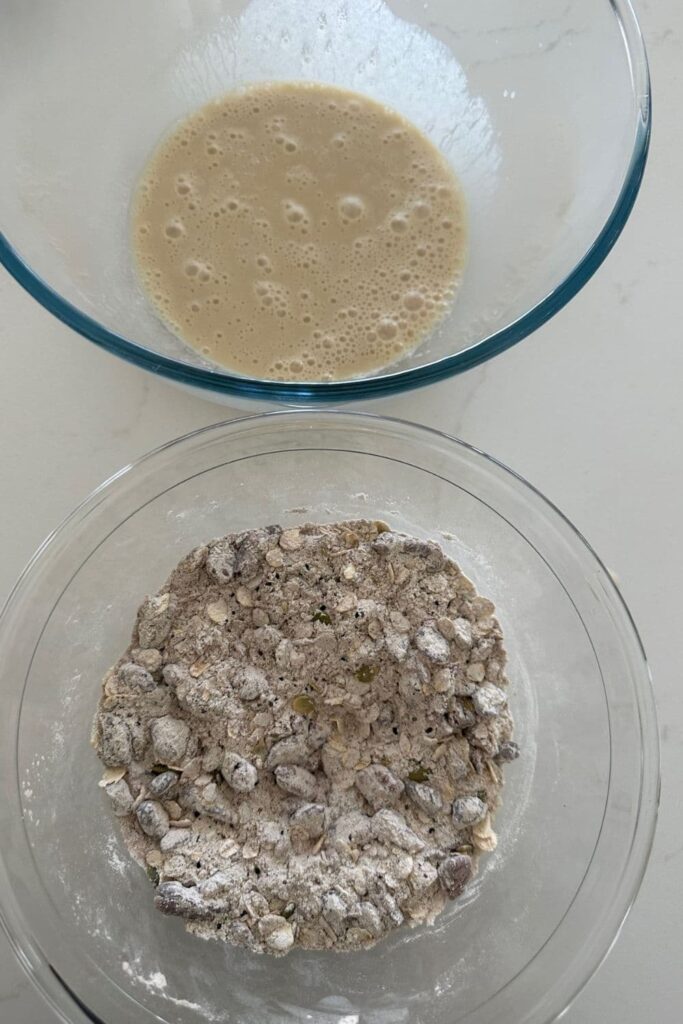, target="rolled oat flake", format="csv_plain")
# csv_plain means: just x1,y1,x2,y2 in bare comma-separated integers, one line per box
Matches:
93,520,519,954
